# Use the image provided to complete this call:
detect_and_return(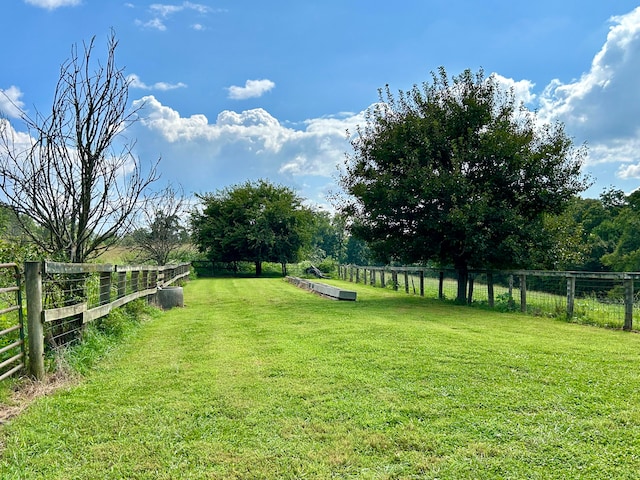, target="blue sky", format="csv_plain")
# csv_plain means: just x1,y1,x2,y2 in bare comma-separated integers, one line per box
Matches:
2,1,640,210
